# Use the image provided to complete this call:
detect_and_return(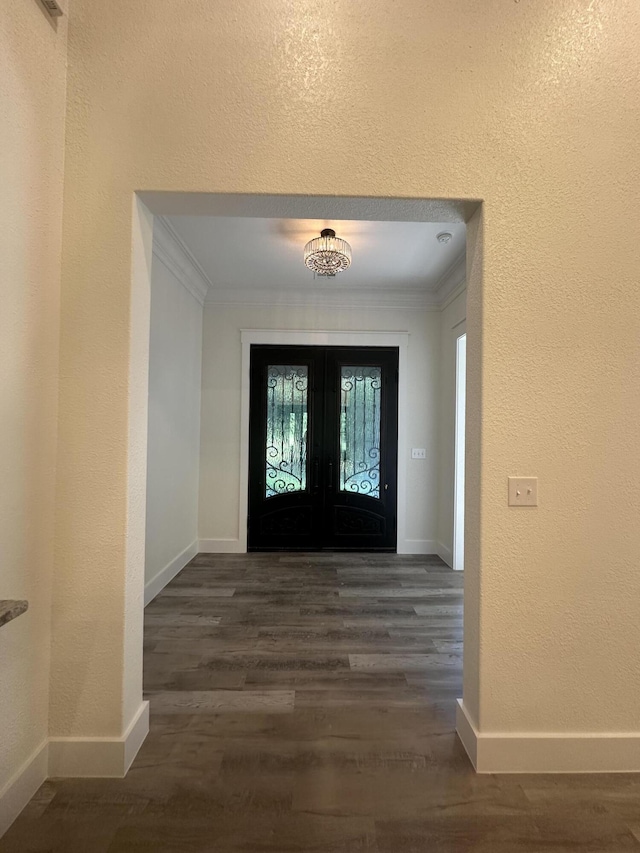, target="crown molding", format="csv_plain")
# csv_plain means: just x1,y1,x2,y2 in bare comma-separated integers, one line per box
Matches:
434,251,466,305
203,285,443,311
201,255,467,311
152,216,212,306
439,278,467,311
